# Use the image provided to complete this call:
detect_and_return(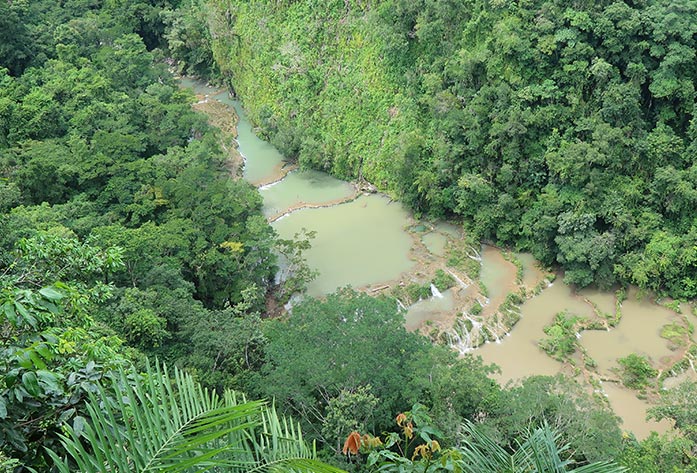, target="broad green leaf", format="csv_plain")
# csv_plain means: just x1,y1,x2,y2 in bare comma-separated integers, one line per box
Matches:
35,343,53,361
3,302,17,325
72,415,86,438
37,370,61,392
21,371,41,397
57,407,76,425
17,352,33,369
28,351,47,370
14,301,37,328
39,286,64,301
